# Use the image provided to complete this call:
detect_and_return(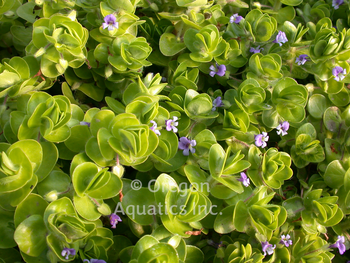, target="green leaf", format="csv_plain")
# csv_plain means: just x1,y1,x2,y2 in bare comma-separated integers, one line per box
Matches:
14,215,47,257
185,245,204,263
214,205,235,234
296,123,317,139
14,194,48,227
282,196,304,220
85,137,115,167
73,162,122,199
323,106,342,133
7,139,42,173
275,7,296,24
160,33,186,56
90,109,115,136
64,125,91,153
8,57,30,80
37,170,70,201
43,125,71,143
0,248,22,262
122,188,156,225
209,144,226,177
324,160,346,189
307,94,328,119
281,0,303,6
0,70,20,89
107,235,133,263
0,207,16,249
0,148,33,194
36,142,58,182
131,235,159,260
73,194,101,221
184,165,210,196
105,96,126,114
154,173,178,211
138,243,179,263
233,201,249,232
